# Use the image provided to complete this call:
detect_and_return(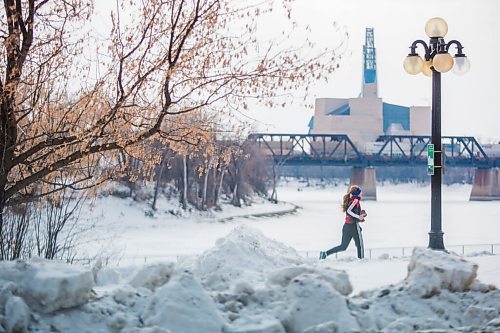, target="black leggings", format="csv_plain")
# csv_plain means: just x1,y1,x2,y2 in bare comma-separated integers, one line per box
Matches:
326,222,364,259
